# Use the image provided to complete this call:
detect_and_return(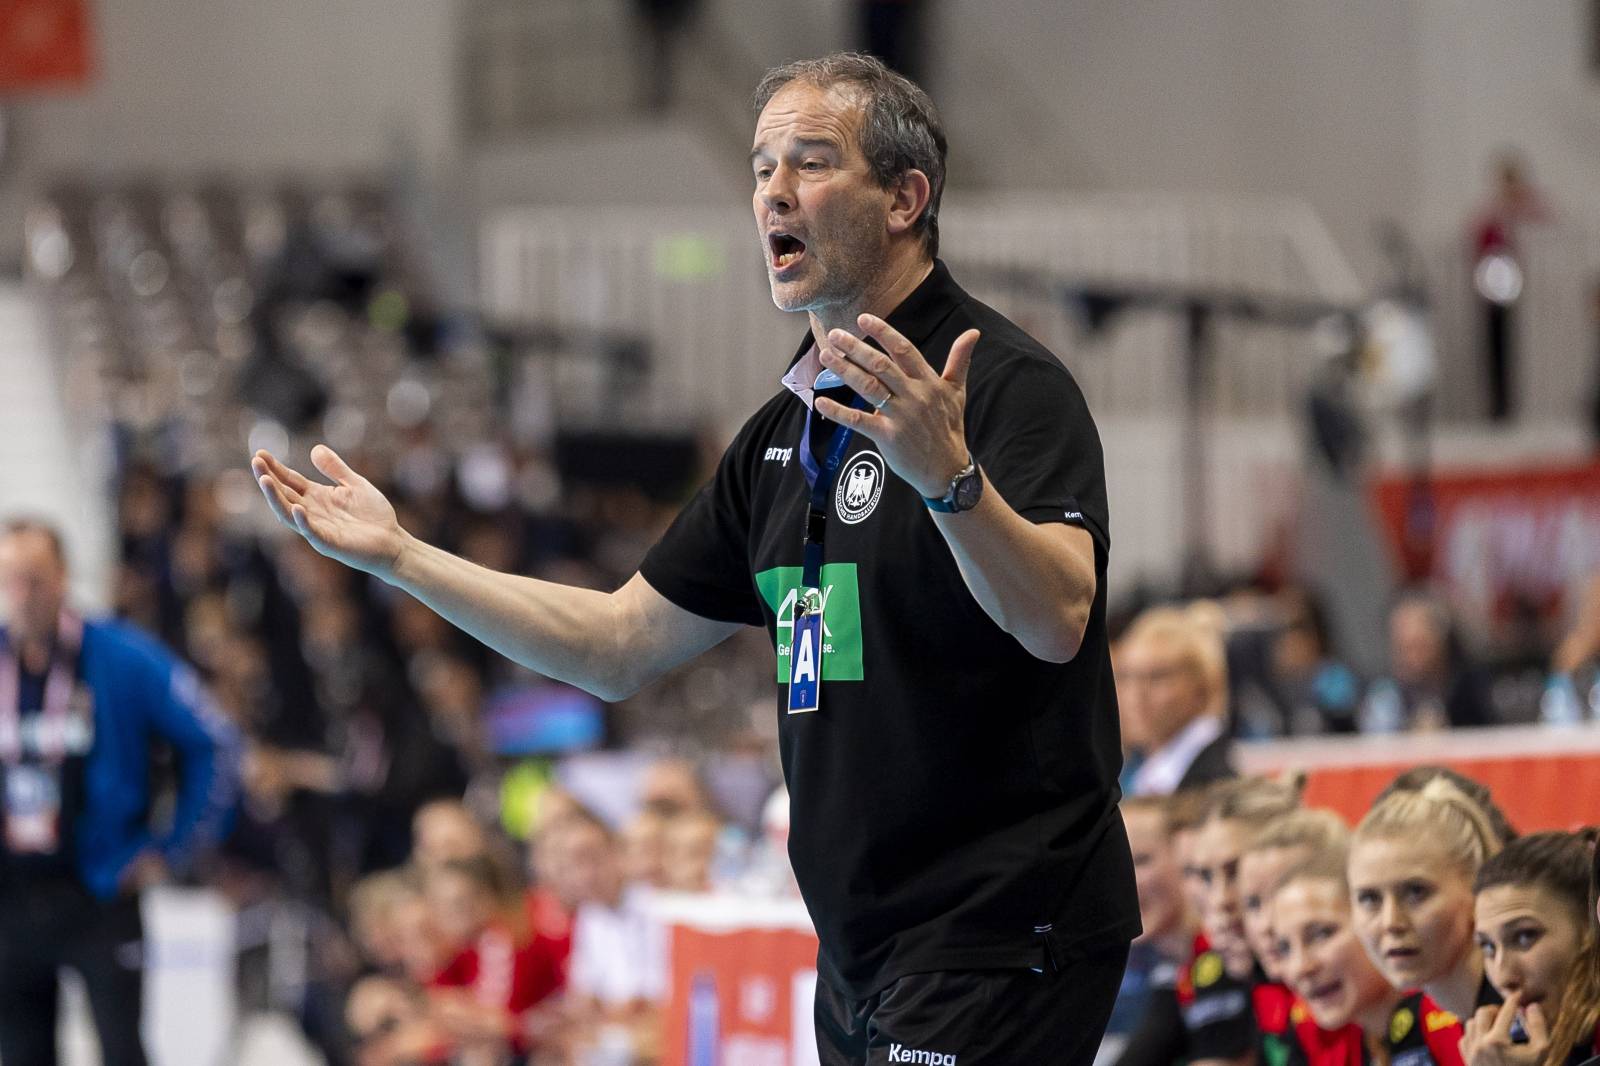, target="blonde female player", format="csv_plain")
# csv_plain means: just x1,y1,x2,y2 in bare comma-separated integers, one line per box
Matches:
1349,777,1504,1016
1183,777,1303,1064
1274,847,1406,1065
1239,808,1351,1061
1348,775,1504,1059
